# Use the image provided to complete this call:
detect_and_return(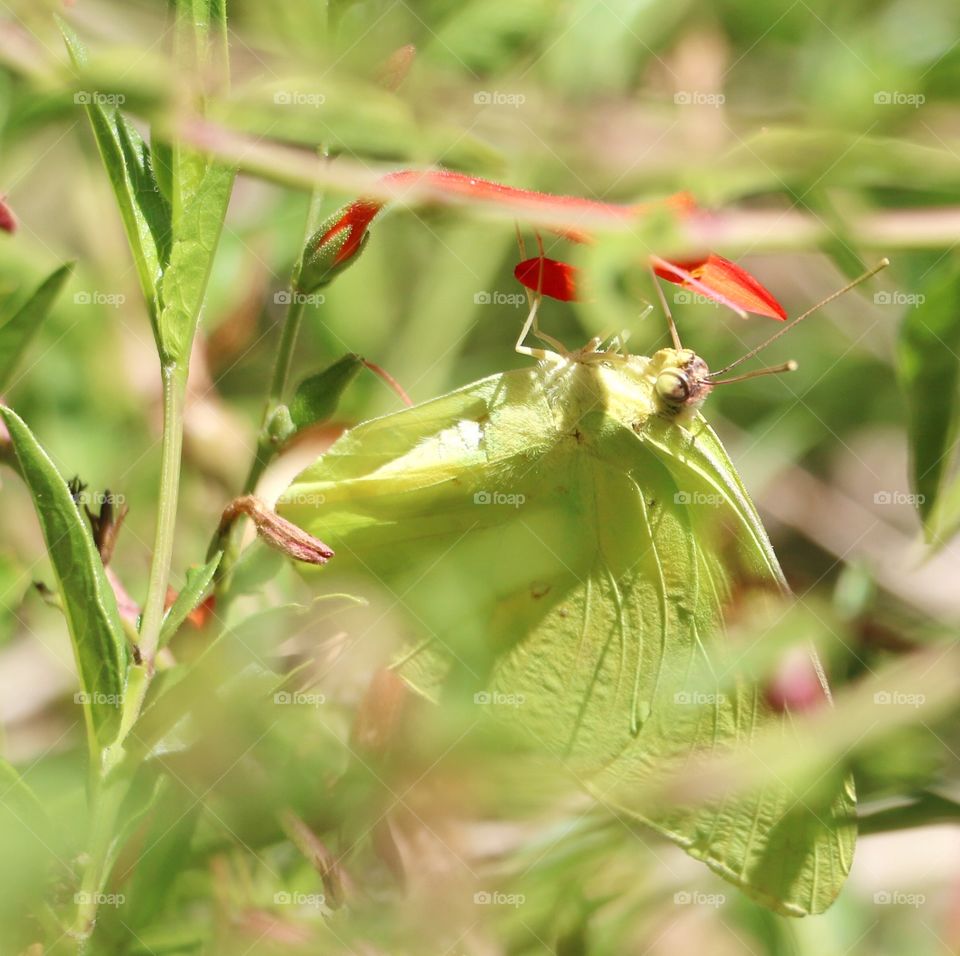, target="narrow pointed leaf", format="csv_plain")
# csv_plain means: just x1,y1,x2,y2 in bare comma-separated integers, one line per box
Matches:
156,158,234,363
158,552,222,648
897,259,960,534
0,407,128,746
58,18,171,340
0,263,72,392
154,0,234,364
